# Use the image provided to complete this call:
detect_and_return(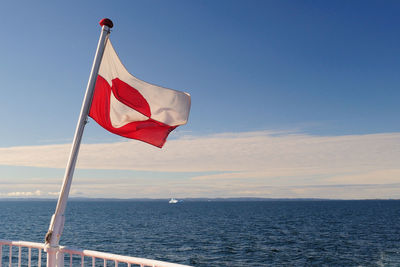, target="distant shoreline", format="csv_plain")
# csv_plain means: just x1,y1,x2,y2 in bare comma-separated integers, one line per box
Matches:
0,197,399,202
